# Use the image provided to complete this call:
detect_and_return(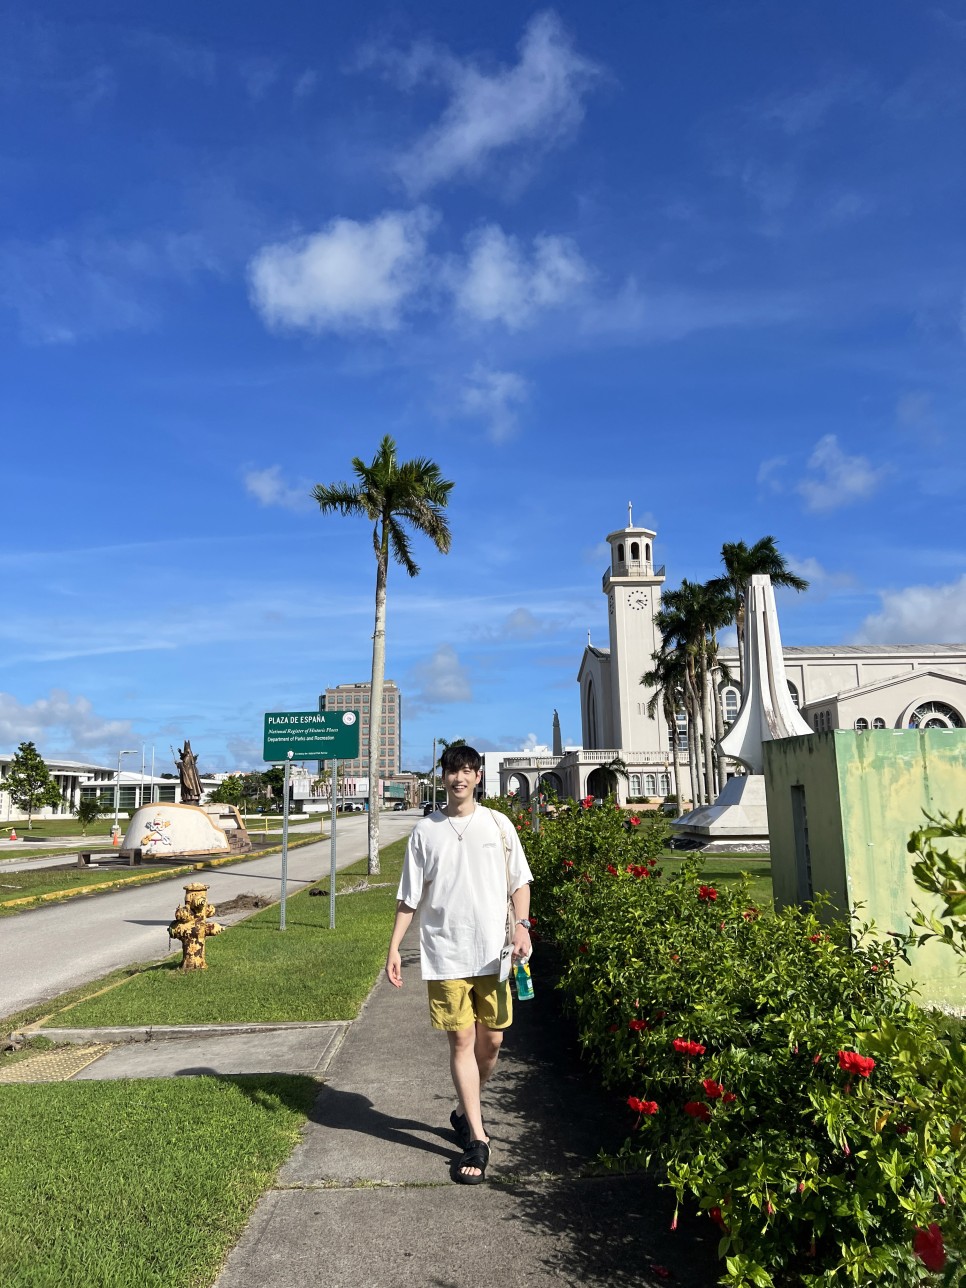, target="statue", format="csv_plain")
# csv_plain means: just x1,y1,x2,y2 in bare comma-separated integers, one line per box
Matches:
168,882,223,971
176,740,202,806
